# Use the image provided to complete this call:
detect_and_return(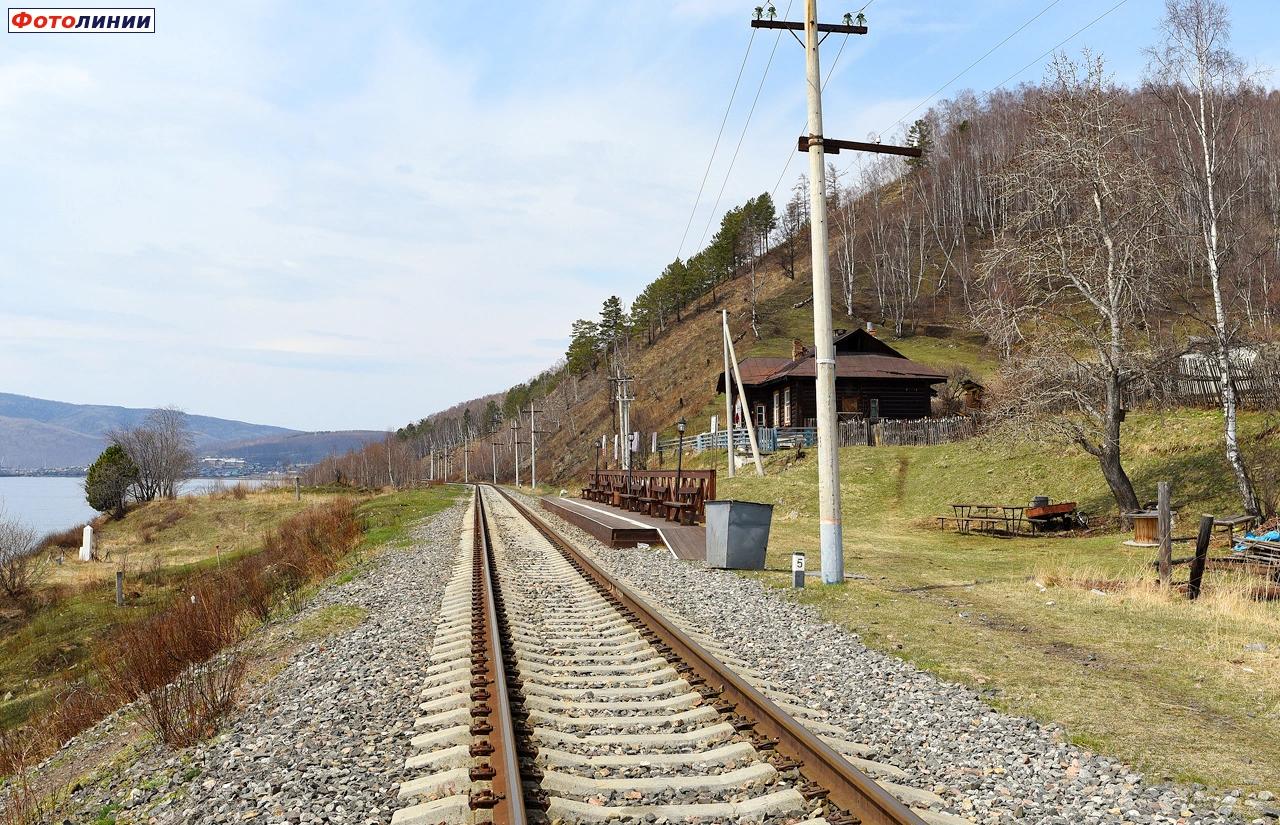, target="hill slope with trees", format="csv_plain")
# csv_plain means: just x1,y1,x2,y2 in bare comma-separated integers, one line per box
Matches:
325,2,1280,518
